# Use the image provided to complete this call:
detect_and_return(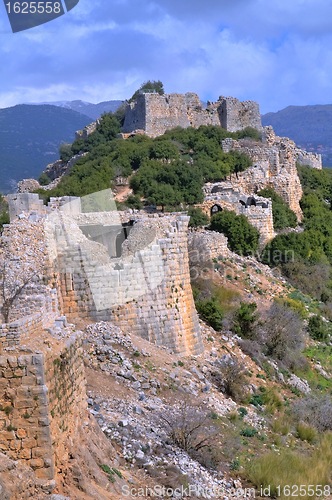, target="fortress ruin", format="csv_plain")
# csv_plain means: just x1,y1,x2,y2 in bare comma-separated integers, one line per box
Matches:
122,92,263,137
